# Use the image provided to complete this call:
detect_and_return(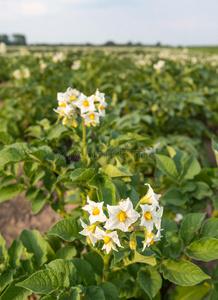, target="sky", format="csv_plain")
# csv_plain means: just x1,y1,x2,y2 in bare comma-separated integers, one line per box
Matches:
0,0,218,46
